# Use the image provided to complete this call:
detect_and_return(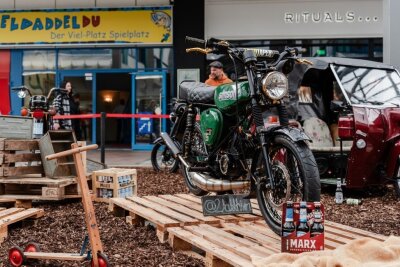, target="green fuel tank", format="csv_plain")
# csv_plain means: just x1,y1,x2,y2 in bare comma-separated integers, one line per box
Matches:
214,81,250,115
200,108,223,147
